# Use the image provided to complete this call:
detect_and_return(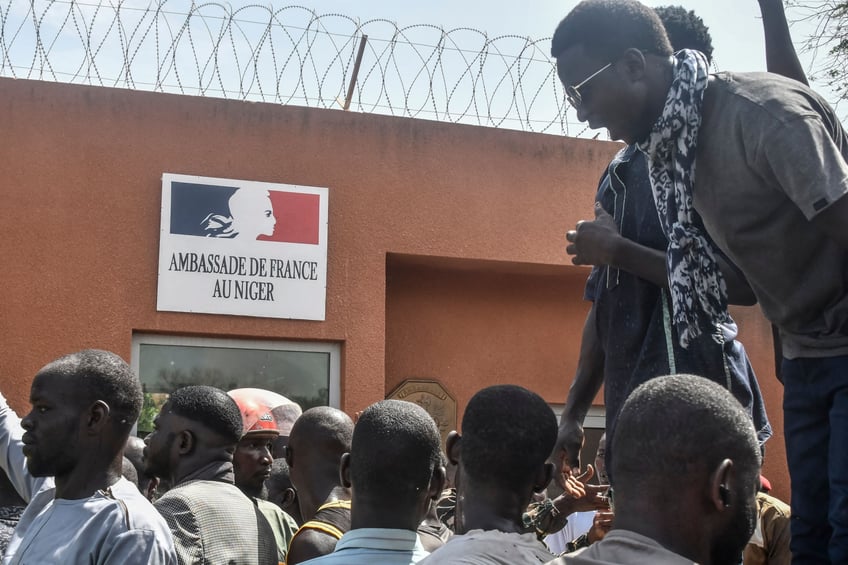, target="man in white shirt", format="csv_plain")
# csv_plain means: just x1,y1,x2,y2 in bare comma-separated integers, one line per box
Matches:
0,349,176,564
